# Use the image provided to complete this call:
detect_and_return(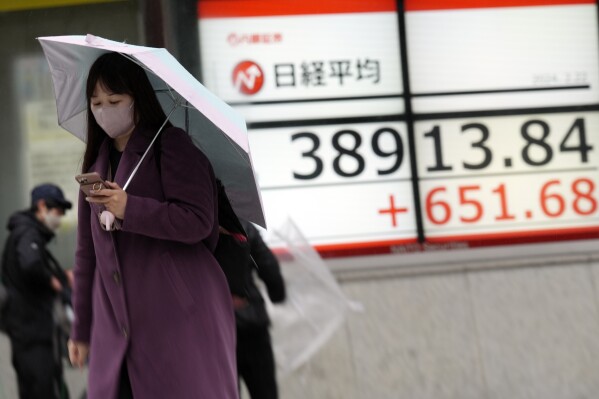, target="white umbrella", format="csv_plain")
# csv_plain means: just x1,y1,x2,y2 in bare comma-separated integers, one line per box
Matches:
37,34,265,227
267,219,363,376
